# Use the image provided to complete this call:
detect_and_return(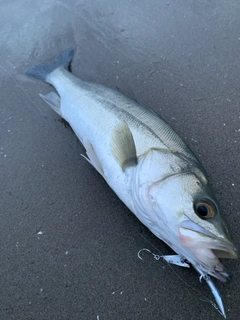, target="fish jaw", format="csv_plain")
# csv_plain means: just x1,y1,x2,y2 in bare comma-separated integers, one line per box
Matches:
178,221,238,281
